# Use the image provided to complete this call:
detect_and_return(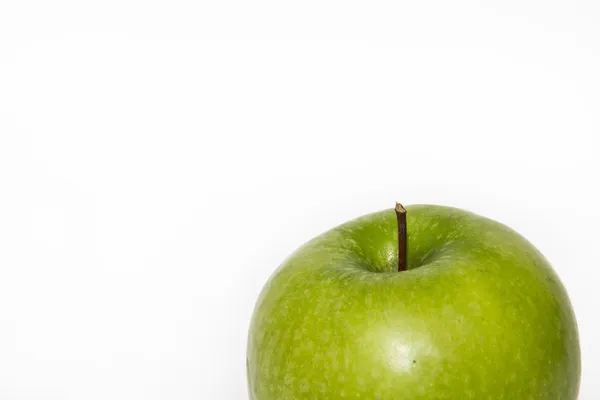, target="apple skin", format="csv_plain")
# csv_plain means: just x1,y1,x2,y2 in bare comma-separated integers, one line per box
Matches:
247,205,580,399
